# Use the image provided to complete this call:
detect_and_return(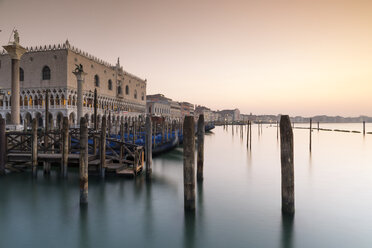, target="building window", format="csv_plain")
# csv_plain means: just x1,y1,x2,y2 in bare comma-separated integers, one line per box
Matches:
94,75,100,87
141,92,144,101
125,85,129,95
42,66,51,80
20,68,24,82
134,90,137,99
118,86,122,95
108,79,112,90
